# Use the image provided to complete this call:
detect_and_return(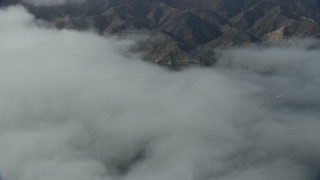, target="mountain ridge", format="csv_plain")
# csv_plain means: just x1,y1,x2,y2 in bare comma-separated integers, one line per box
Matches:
1,0,320,66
